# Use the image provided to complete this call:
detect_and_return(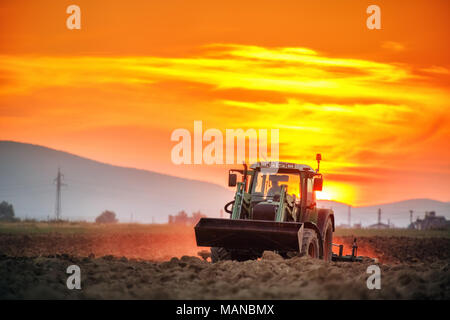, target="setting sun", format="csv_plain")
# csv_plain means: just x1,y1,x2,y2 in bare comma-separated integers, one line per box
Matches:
316,181,356,205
